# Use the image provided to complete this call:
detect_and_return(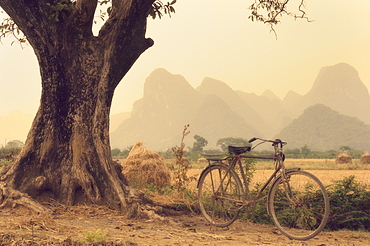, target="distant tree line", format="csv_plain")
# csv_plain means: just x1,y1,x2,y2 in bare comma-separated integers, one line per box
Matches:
282,145,364,159
0,140,24,160
112,137,366,160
